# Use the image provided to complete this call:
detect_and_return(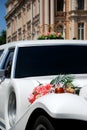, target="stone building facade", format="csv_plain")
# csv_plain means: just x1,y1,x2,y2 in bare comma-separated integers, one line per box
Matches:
5,0,87,43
